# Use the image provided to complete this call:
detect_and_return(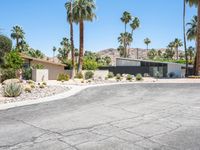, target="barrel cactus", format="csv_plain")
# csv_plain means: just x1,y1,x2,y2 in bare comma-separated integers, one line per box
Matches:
3,82,22,97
